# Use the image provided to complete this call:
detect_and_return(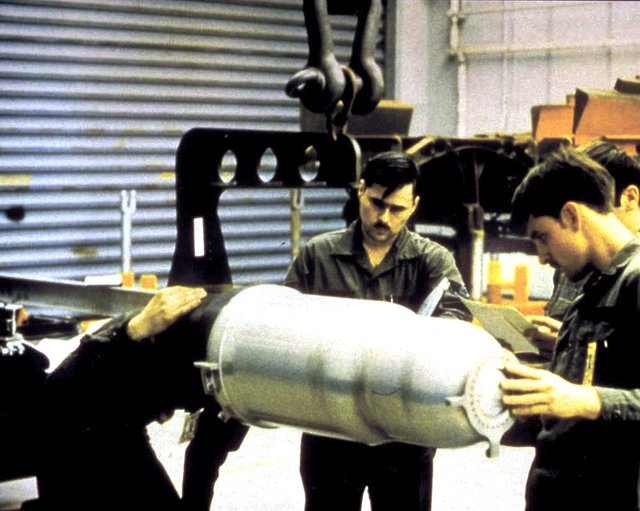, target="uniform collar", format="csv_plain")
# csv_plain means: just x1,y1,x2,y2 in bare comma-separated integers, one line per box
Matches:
600,234,640,276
